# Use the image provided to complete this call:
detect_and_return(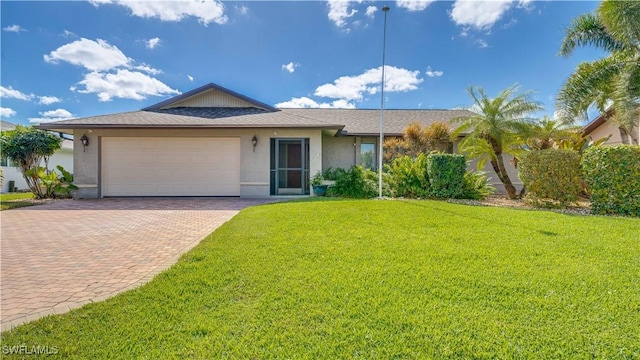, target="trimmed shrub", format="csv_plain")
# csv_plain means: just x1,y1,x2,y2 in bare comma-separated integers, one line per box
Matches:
582,145,640,217
427,154,466,199
462,171,495,200
325,166,380,198
385,154,431,198
518,149,582,208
